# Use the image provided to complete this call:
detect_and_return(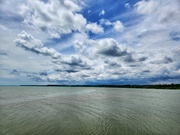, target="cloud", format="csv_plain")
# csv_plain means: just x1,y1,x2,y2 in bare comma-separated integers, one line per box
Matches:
0,50,8,56
96,38,128,57
74,40,88,56
99,19,112,26
1,0,180,85
114,0,180,57
62,55,87,67
0,24,7,30
86,23,104,34
19,0,86,38
124,55,135,63
163,56,173,64
99,10,105,16
170,32,180,41
14,31,61,59
171,48,180,70
53,54,92,75
125,3,130,9
113,20,124,32
74,38,148,64
135,0,180,24
18,0,105,38
16,35,177,84
100,19,124,32
11,69,20,75
104,59,121,68
135,0,158,15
